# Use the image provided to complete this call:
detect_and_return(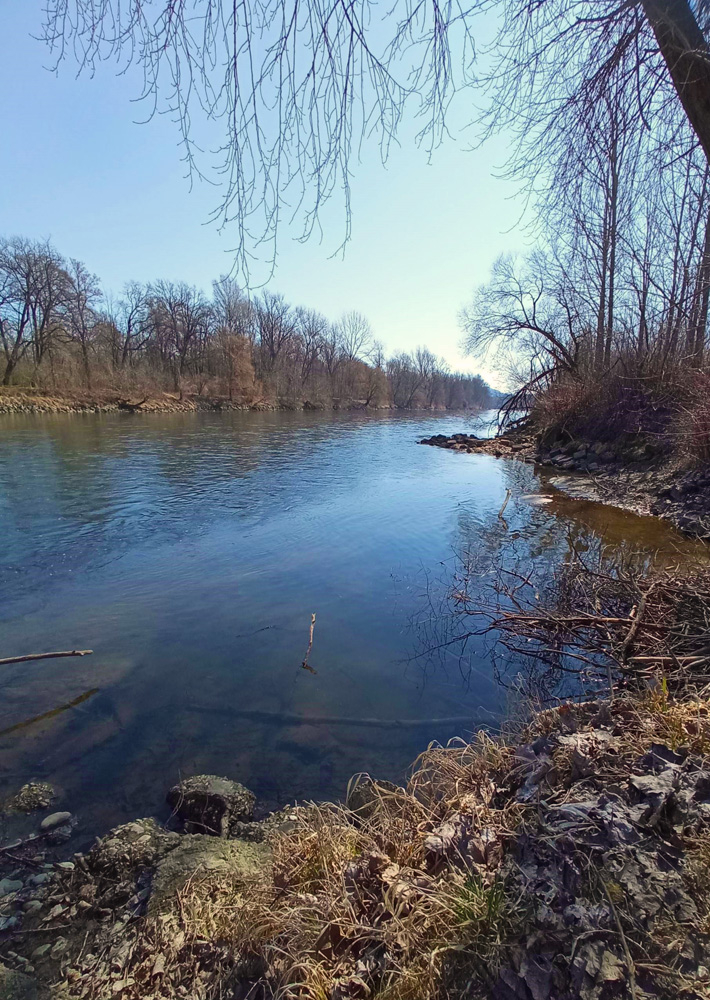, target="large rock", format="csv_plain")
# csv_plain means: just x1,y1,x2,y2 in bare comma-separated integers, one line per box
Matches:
166,775,255,836
148,835,269,915
0,964,47,1000
4,783,54,815
346,775,402,821
87,817,180,877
